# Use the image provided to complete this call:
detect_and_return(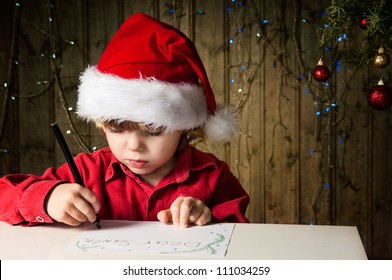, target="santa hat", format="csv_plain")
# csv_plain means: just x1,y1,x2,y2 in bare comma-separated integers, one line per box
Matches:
77,13,238,142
